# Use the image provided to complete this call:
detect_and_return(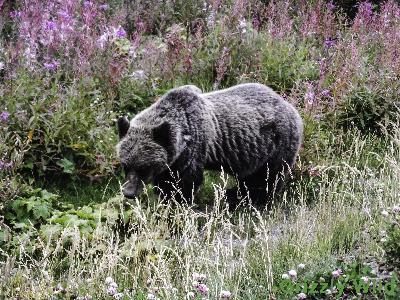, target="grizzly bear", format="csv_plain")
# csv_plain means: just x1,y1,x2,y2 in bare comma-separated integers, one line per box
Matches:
116,83,303,205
